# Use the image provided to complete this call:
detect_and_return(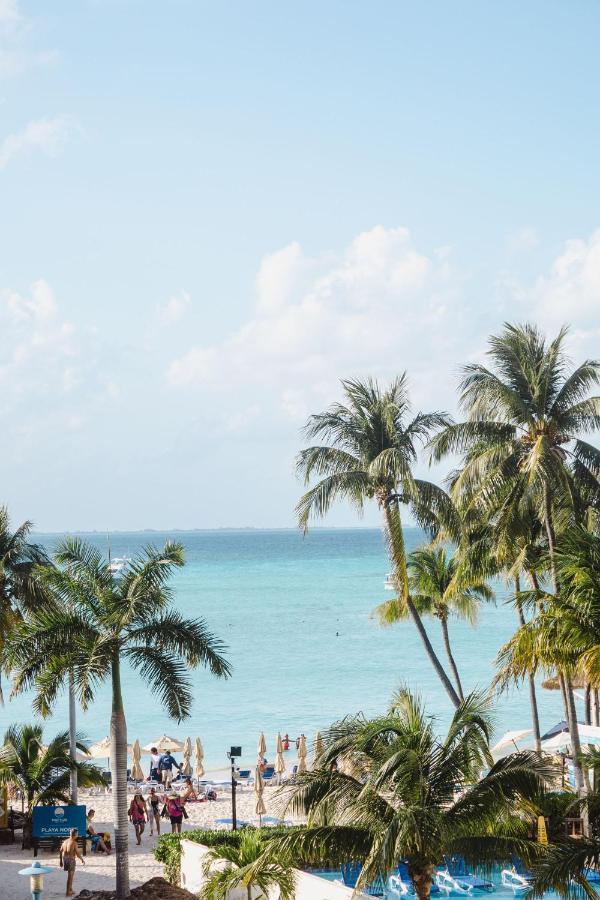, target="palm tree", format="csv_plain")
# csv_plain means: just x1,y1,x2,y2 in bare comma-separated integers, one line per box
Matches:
5,537,231,900
201,830,295,900
0,507,49,694
296,376,462,707
0,723,104,848
430,323,600,789
375,545,493,700
273,689,554,900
